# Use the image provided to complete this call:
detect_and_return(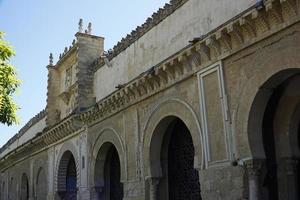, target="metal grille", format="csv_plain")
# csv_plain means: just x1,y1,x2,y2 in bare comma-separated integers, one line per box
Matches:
168,120,201,200
110,148,124,200
58,156,77,200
